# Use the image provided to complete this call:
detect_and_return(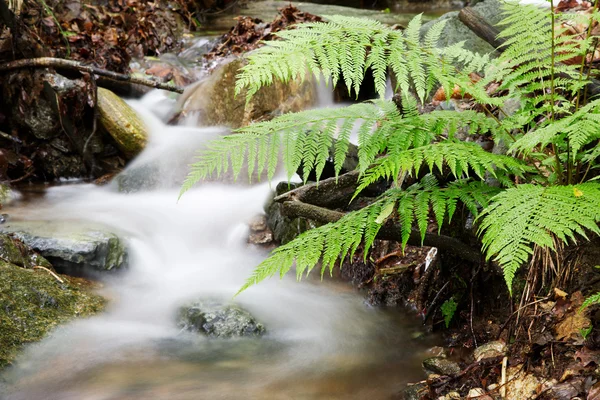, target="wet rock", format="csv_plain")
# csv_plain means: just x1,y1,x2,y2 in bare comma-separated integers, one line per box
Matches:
248,214,274,245
0,260,105,368
97,87,148,159
473,340,506,362
422,357,461,376
420,0,503,57
0,233,53,270
178,58,317,129
0,221,127,275
177,300,265,338
112,163,160,193
399,380,428,400
264,181,319,244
